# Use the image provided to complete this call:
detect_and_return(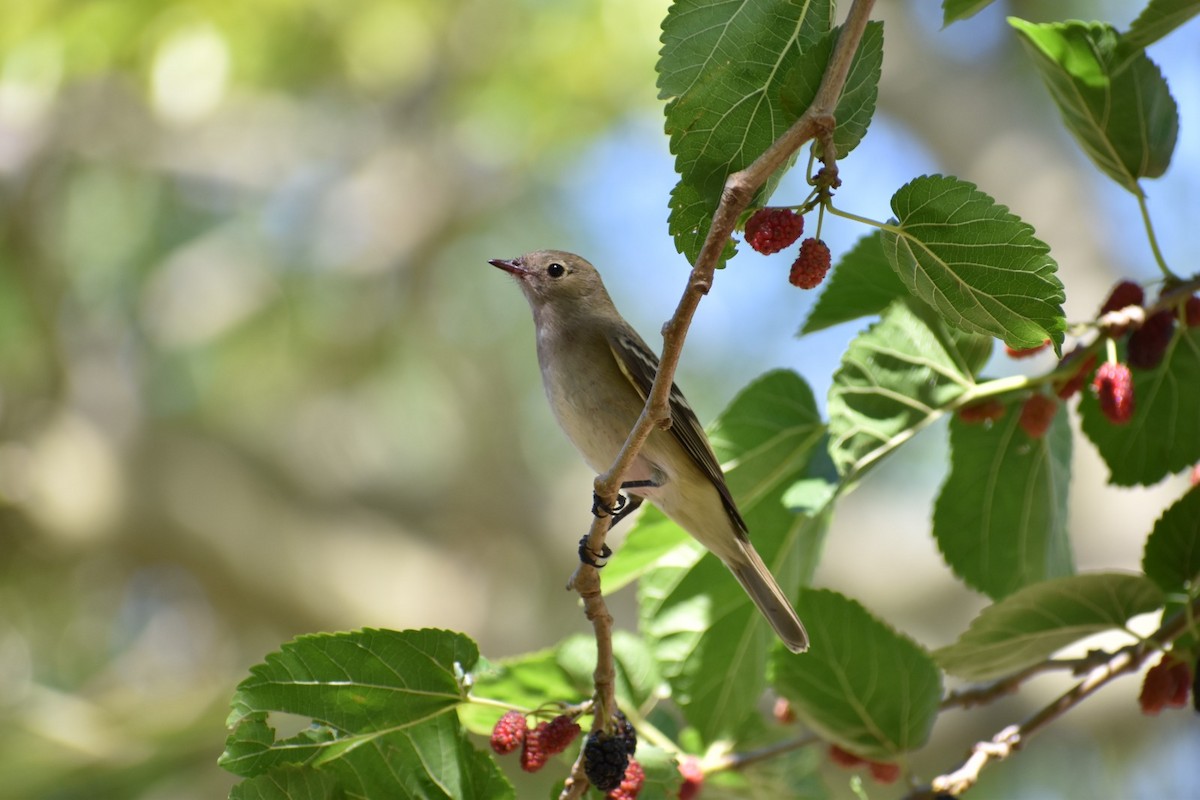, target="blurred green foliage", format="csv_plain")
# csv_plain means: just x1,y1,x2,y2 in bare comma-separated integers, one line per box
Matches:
0,2,664,797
